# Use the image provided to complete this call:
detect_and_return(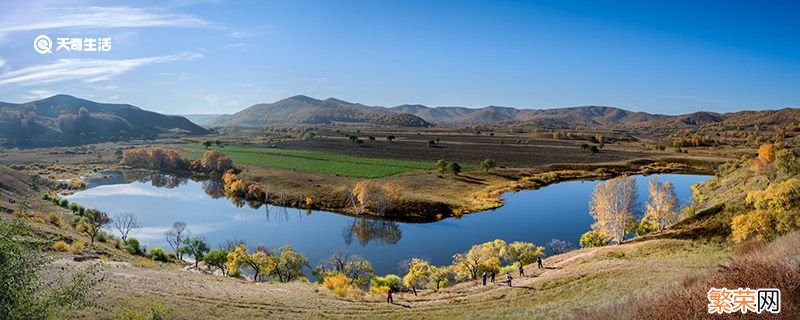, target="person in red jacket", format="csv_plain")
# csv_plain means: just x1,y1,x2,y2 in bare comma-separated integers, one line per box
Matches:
387,288,393,304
